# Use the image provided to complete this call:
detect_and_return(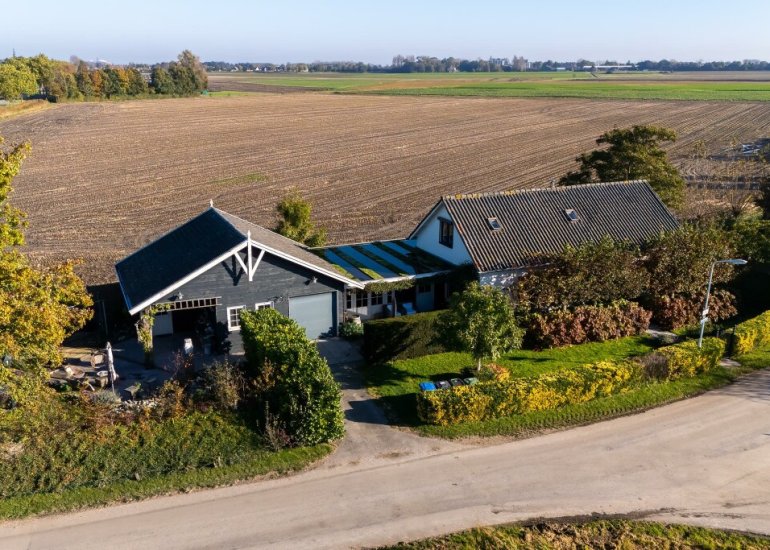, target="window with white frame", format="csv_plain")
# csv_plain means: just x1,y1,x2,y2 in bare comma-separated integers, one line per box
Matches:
417,283,432,294
355,291,368,308
227,306,246,331
345,290,353,309
255,301,274,311
369,292,384,306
